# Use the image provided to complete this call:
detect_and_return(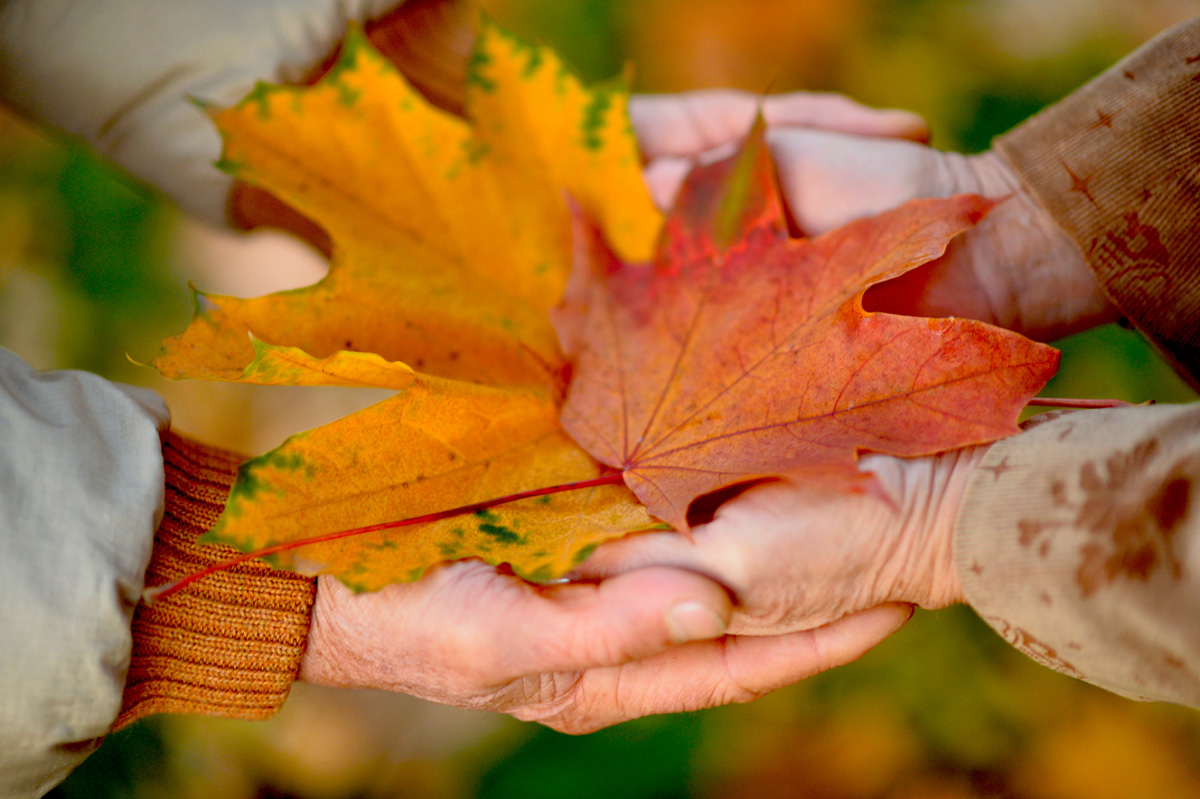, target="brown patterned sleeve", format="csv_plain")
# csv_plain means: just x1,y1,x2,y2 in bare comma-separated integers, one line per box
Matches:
993,16,1200,388
113,431,317,730
956,18,1200,707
